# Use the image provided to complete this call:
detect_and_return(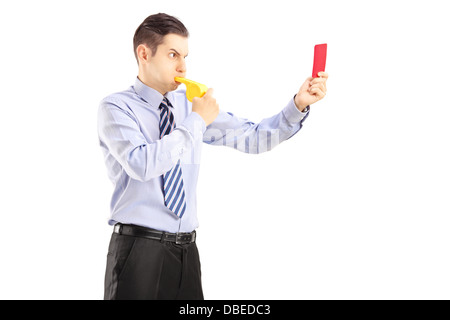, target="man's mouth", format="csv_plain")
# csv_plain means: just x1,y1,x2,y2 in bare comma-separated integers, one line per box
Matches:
174,76,186,85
